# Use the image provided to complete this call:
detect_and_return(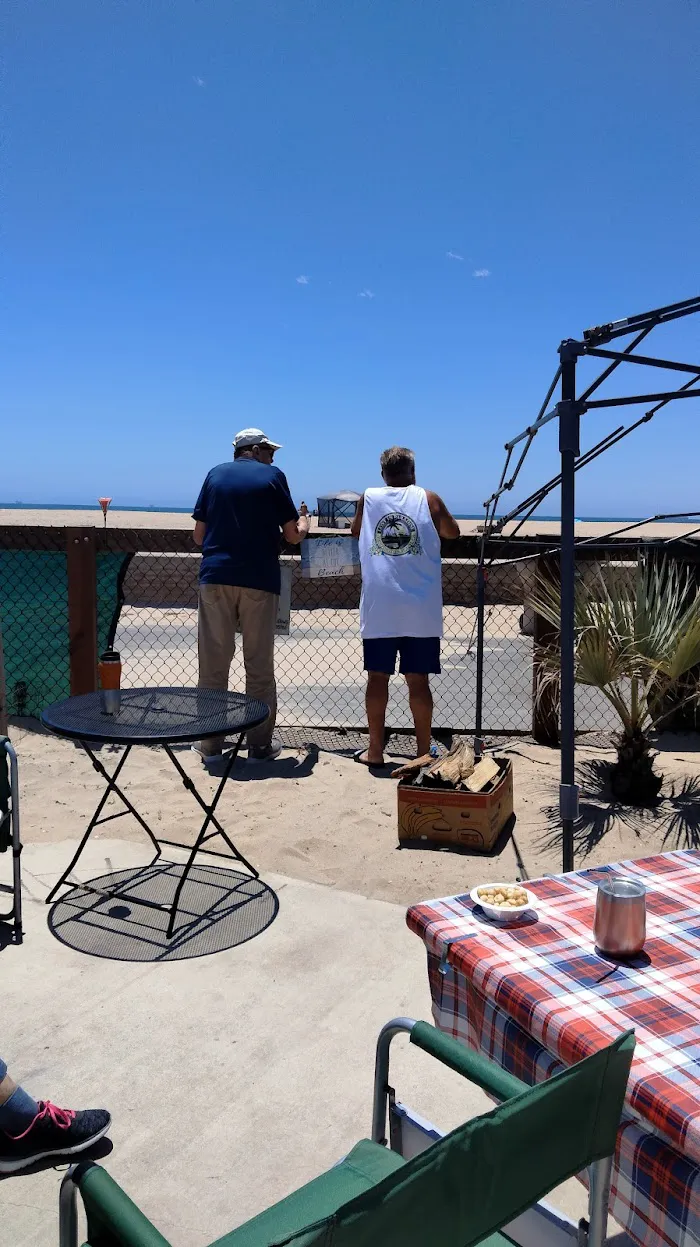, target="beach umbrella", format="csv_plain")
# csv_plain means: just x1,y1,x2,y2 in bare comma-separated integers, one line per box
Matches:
98,497,112,527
